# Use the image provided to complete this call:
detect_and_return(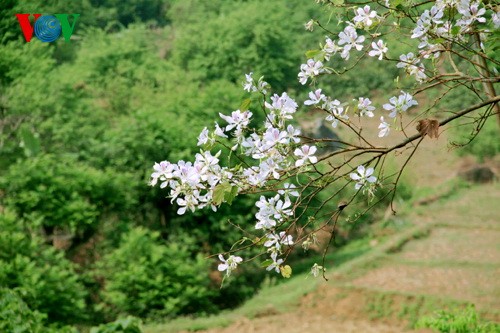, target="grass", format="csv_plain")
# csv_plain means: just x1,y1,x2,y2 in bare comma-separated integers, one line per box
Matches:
144,237,374,333
144,181,500,333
